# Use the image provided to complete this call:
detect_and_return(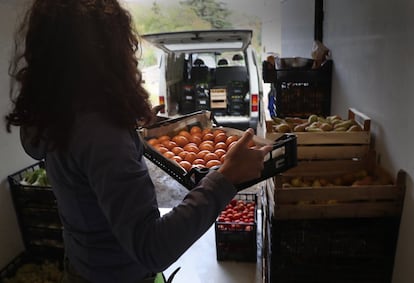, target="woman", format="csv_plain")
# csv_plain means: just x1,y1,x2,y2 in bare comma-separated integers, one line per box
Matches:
5,1,273,282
